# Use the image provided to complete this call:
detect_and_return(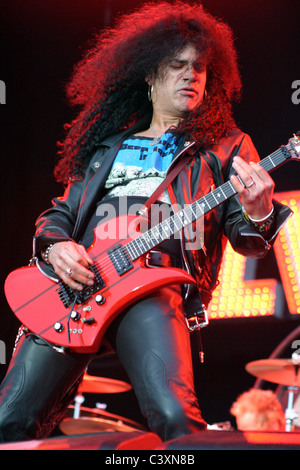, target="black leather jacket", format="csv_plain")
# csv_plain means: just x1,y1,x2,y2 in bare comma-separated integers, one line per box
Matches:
33,121,292,311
